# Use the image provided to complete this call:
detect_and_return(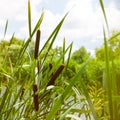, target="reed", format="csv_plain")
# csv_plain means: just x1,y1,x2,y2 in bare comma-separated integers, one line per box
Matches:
34,29,41,59
100,0,120,119
33,84,39,111
1,0,119,119
47,64,65,86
